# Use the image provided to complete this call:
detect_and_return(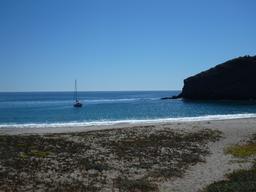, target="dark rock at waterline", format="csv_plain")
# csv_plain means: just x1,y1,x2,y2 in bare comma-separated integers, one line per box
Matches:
161,94,182,100
178,55,256,100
